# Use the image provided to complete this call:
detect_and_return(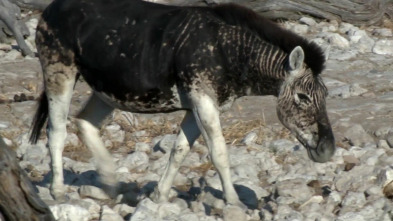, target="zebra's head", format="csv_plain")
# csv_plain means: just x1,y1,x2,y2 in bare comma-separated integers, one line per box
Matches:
277,46,335,163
